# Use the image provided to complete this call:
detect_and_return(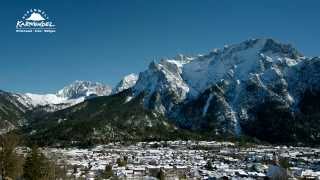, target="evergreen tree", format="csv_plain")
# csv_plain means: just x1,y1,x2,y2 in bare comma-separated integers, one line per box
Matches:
158,168,165,180
23,145,55,180
116,157,127,167
205,160,213,170
0,133,23,179
279,158,290,169
101,164,113,179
